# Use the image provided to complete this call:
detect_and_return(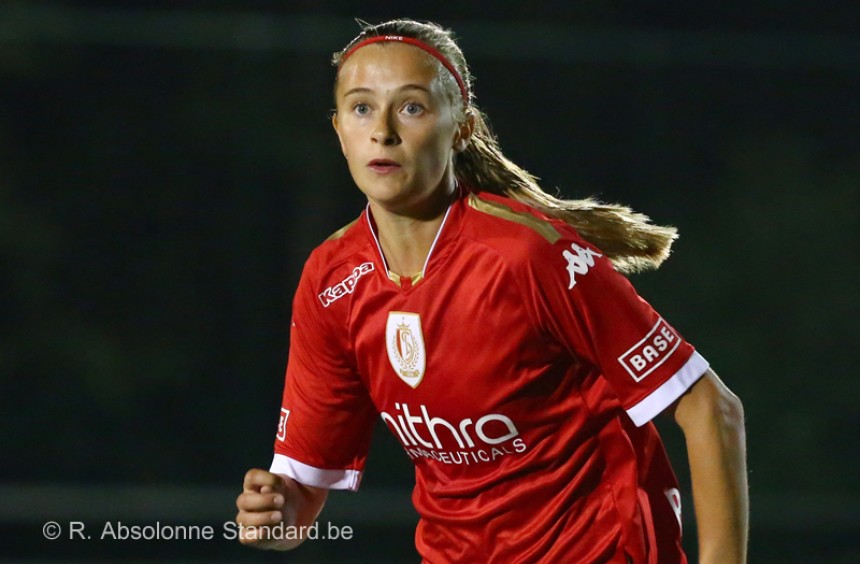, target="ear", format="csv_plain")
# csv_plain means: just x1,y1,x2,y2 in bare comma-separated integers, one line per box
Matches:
332,112,348,159
453,109,475,153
